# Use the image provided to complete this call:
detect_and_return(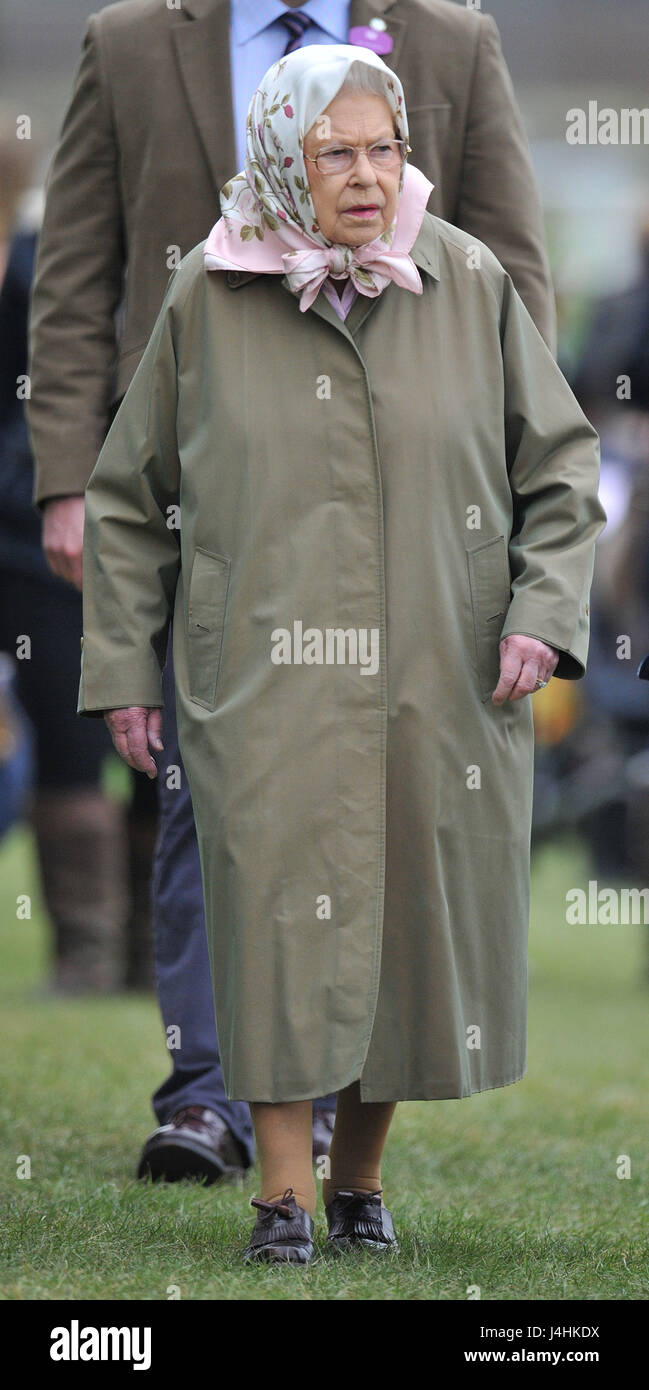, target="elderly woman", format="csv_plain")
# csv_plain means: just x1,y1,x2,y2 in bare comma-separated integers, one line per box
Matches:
78,43,606,1264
